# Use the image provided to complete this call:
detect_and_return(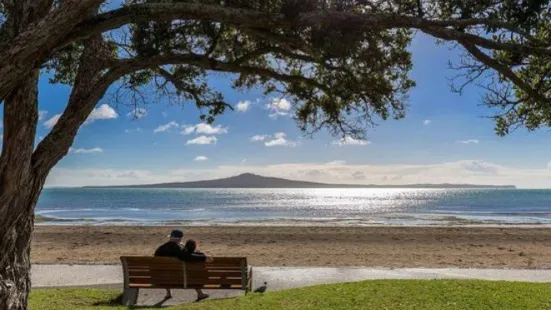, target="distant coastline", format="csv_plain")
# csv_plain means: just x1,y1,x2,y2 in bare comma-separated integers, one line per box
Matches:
82,173,516,189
